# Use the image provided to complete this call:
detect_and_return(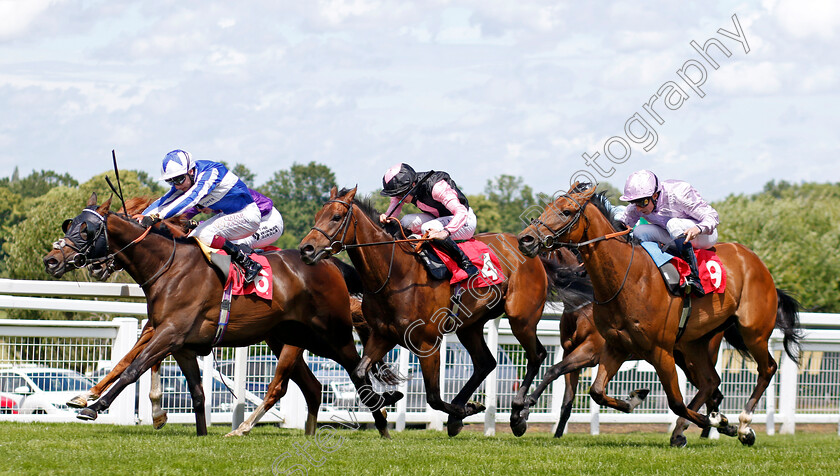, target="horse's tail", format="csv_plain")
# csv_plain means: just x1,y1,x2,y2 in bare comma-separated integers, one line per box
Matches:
721,289,804,364
775,288,804,364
